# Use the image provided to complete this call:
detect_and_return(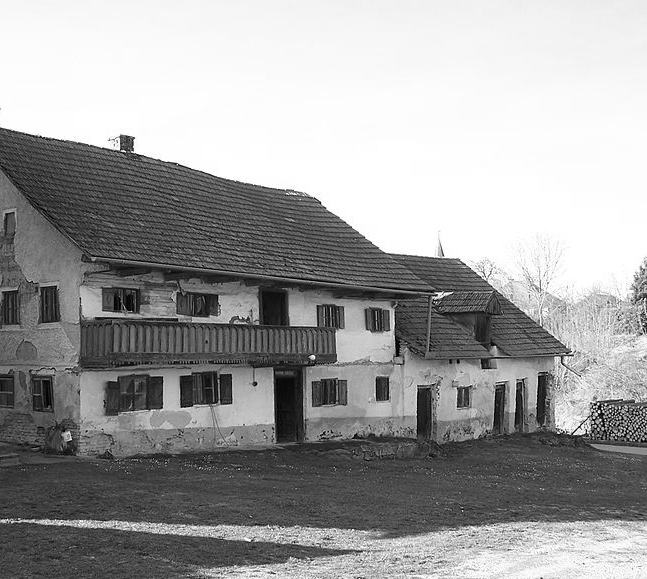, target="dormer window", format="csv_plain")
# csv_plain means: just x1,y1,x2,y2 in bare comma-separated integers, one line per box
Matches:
475,313,492,345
